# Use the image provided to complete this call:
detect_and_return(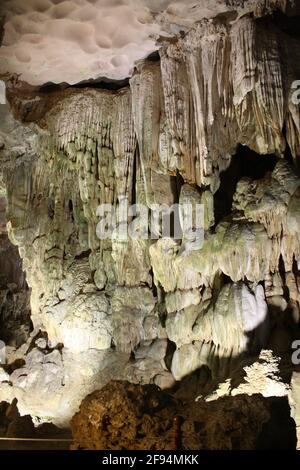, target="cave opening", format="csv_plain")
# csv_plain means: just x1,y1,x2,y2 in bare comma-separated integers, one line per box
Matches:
214,145,278,224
